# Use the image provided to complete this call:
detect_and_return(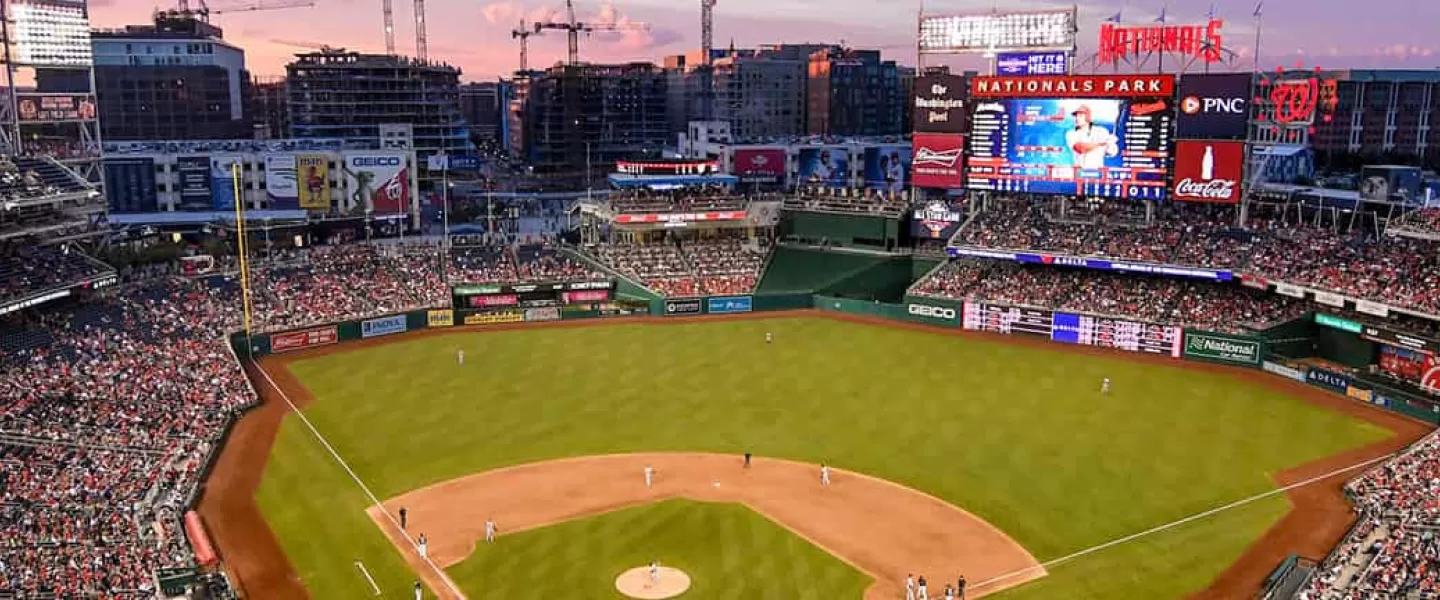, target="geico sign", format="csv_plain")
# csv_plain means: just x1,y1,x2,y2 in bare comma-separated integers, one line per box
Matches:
908,304,956,319
350,156,402,167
